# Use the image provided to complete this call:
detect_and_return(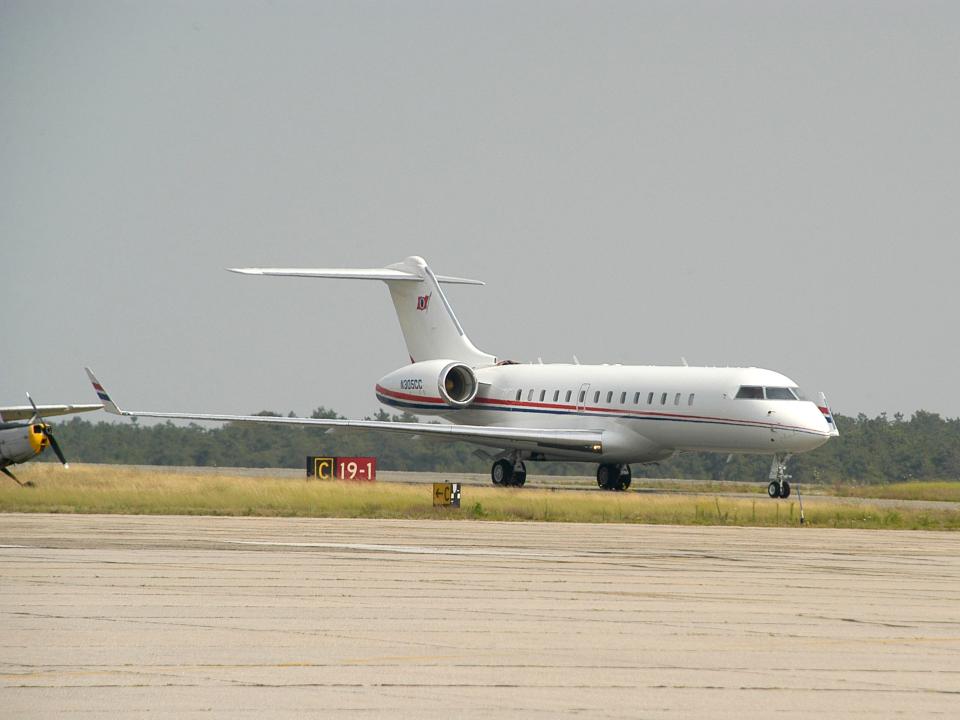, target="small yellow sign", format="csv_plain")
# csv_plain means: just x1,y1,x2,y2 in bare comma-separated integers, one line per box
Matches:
433,483,461,508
